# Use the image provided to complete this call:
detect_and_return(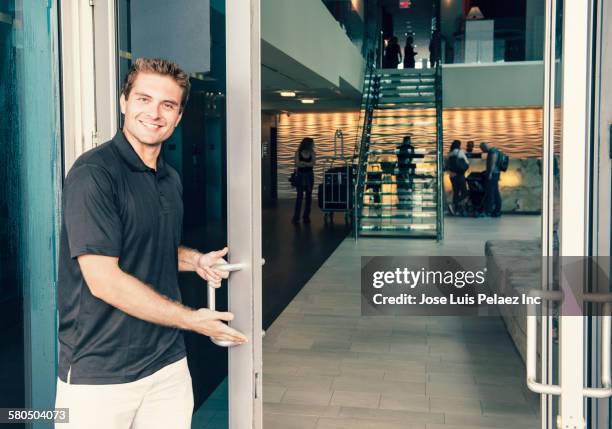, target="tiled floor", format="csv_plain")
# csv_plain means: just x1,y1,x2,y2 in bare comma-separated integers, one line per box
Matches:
195,215,542,428
262,215,541,429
